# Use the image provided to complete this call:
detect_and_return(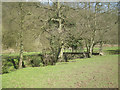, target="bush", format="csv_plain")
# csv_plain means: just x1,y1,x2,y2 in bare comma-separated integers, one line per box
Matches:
13,59,19,69
2,59,16,73
8,66,15,72
7,62,13,66
31,56,42,67
39,63,44,67
2,66,15,74
2,54,43,73
42,53,56,66
2,66,9,73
